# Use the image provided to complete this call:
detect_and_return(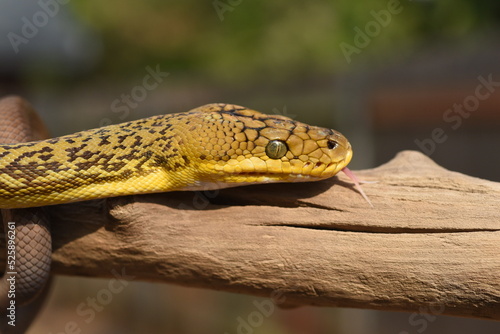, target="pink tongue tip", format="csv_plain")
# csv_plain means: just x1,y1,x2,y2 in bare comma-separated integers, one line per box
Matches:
341,167,374,208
